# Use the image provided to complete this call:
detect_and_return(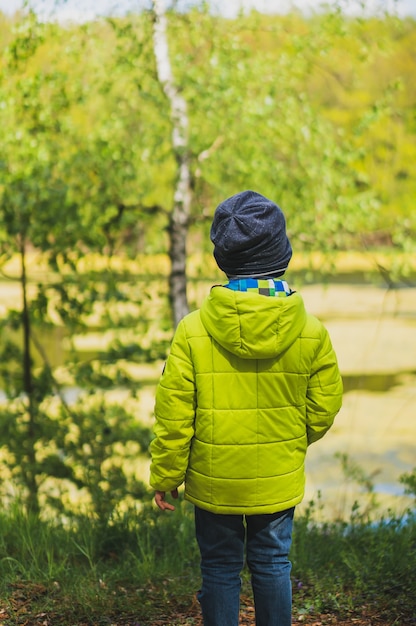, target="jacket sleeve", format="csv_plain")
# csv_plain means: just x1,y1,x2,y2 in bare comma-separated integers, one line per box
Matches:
149,319,196,492
306,325,343,445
